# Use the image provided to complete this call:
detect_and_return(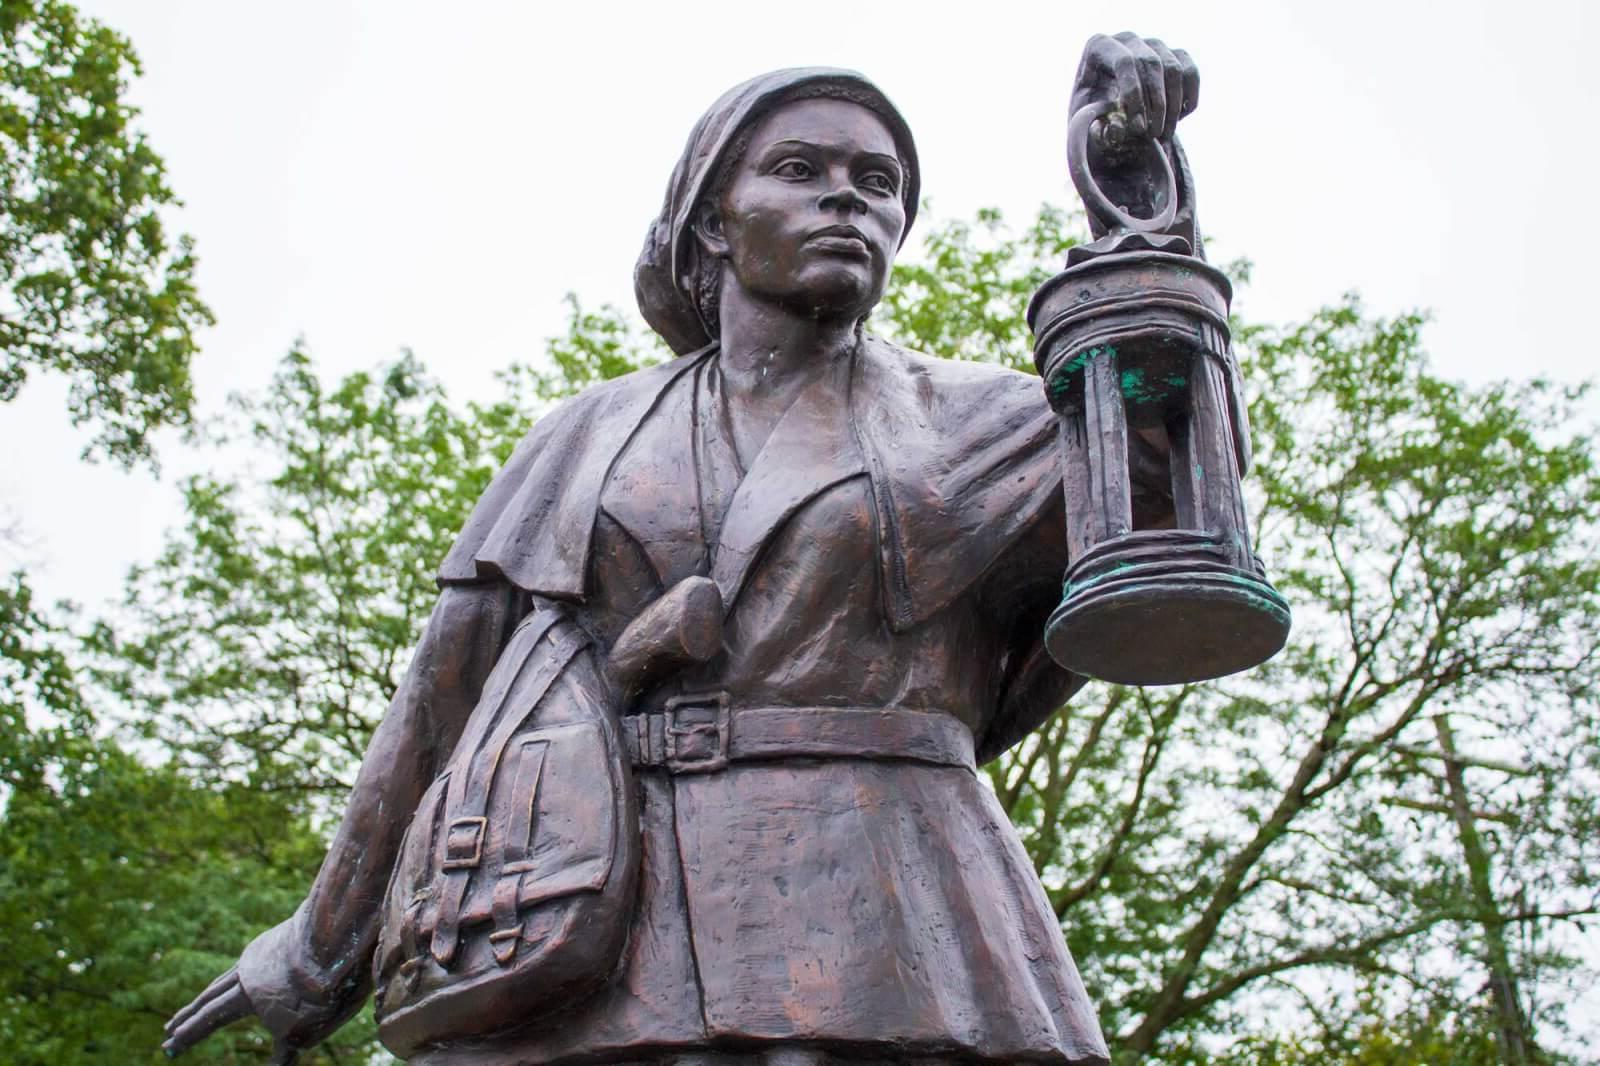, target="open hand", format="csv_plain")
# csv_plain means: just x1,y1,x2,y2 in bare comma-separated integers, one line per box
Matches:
163,965,298,1064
